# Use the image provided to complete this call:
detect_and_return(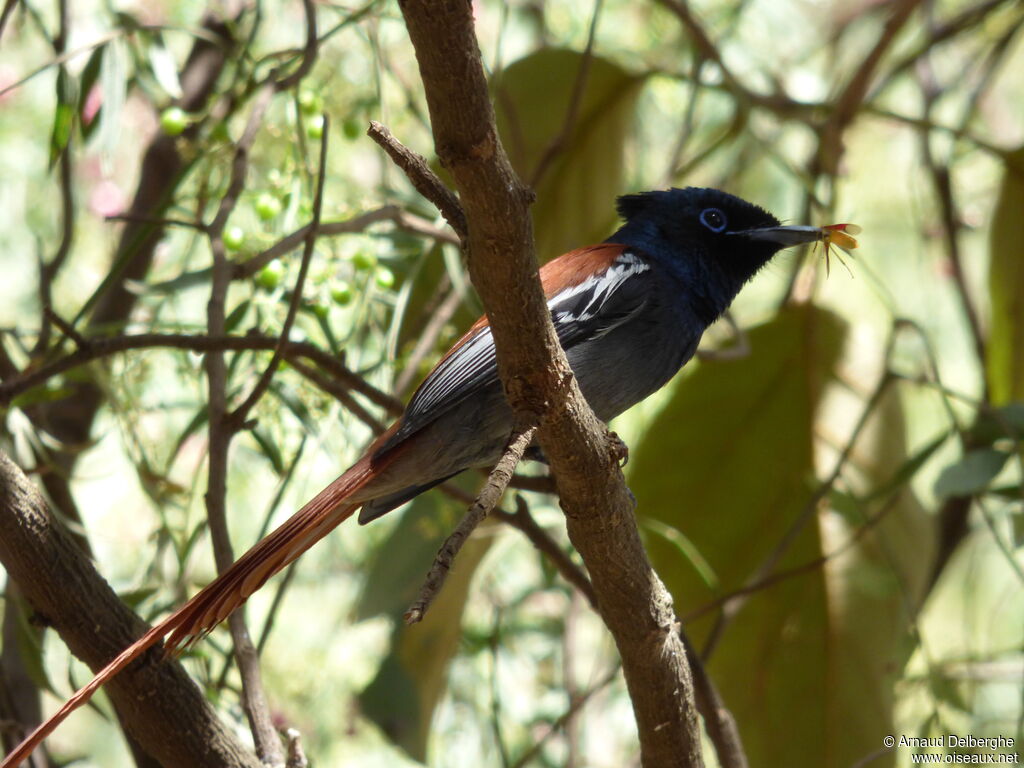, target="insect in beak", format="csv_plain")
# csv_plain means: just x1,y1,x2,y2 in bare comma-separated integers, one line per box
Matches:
816,223,861,277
